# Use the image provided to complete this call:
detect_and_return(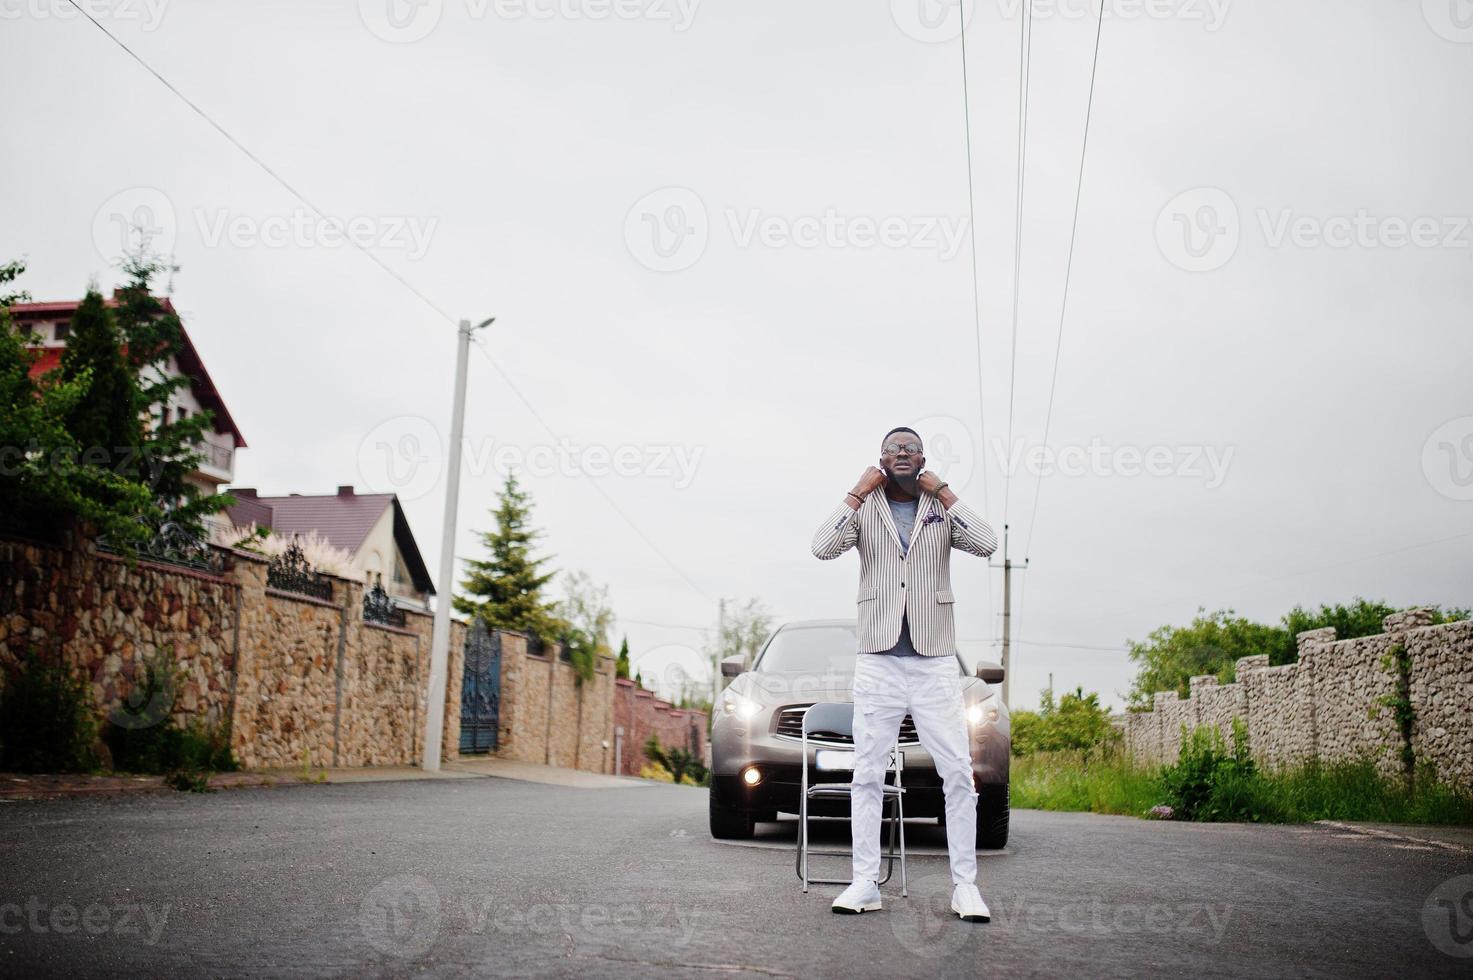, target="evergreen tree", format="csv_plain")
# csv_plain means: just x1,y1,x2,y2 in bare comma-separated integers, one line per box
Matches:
58,289,140,460
454,472,562,643
110,254,234,535
615,635,632,680
1,261,153,546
